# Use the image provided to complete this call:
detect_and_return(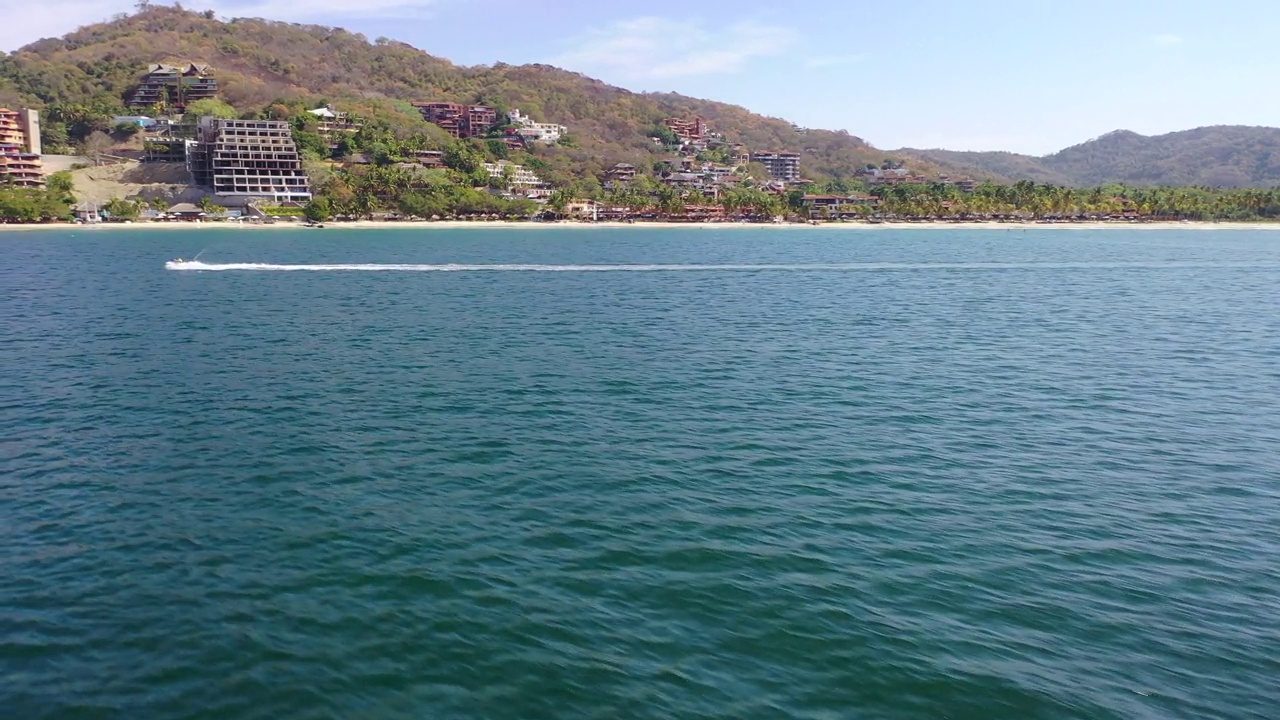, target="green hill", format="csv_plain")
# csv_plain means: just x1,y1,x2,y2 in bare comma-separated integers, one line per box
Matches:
0,5,912,183
900,126,1280,187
